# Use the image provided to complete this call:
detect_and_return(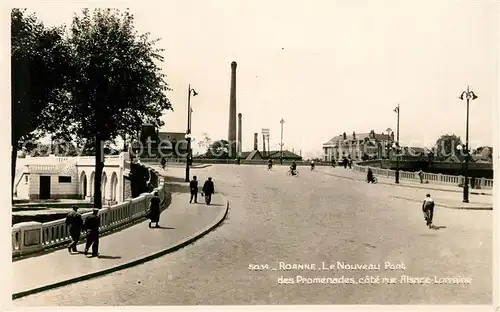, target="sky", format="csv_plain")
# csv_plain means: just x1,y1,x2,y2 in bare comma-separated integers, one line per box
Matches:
13,0,499,159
